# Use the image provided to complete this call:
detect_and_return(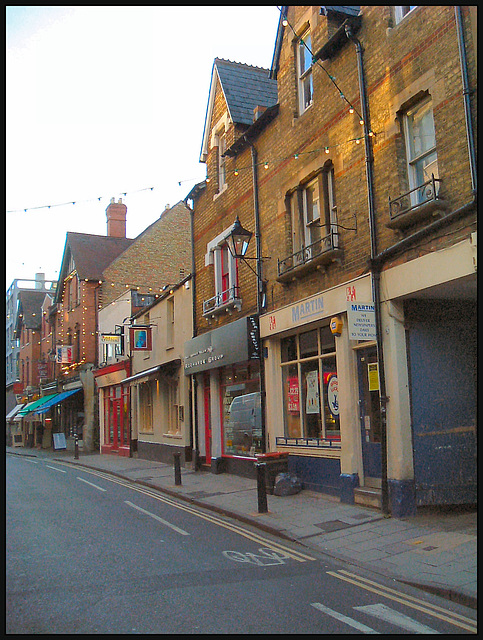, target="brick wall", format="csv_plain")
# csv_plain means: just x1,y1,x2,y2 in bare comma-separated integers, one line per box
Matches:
192,5,476,332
